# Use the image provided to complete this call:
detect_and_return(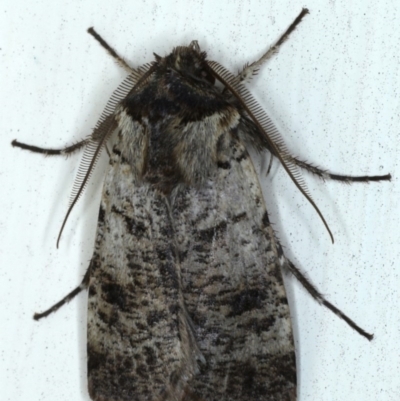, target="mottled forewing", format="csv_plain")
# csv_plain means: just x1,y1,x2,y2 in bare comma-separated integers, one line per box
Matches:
172,133,296,401
87,133,200,401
